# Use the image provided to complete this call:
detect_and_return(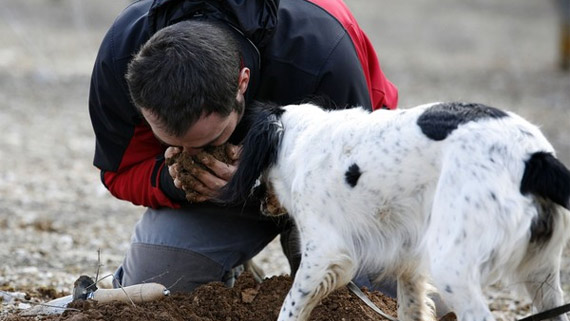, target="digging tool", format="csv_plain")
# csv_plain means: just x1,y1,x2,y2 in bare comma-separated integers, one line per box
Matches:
20,275,170,316
347,281,398,321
